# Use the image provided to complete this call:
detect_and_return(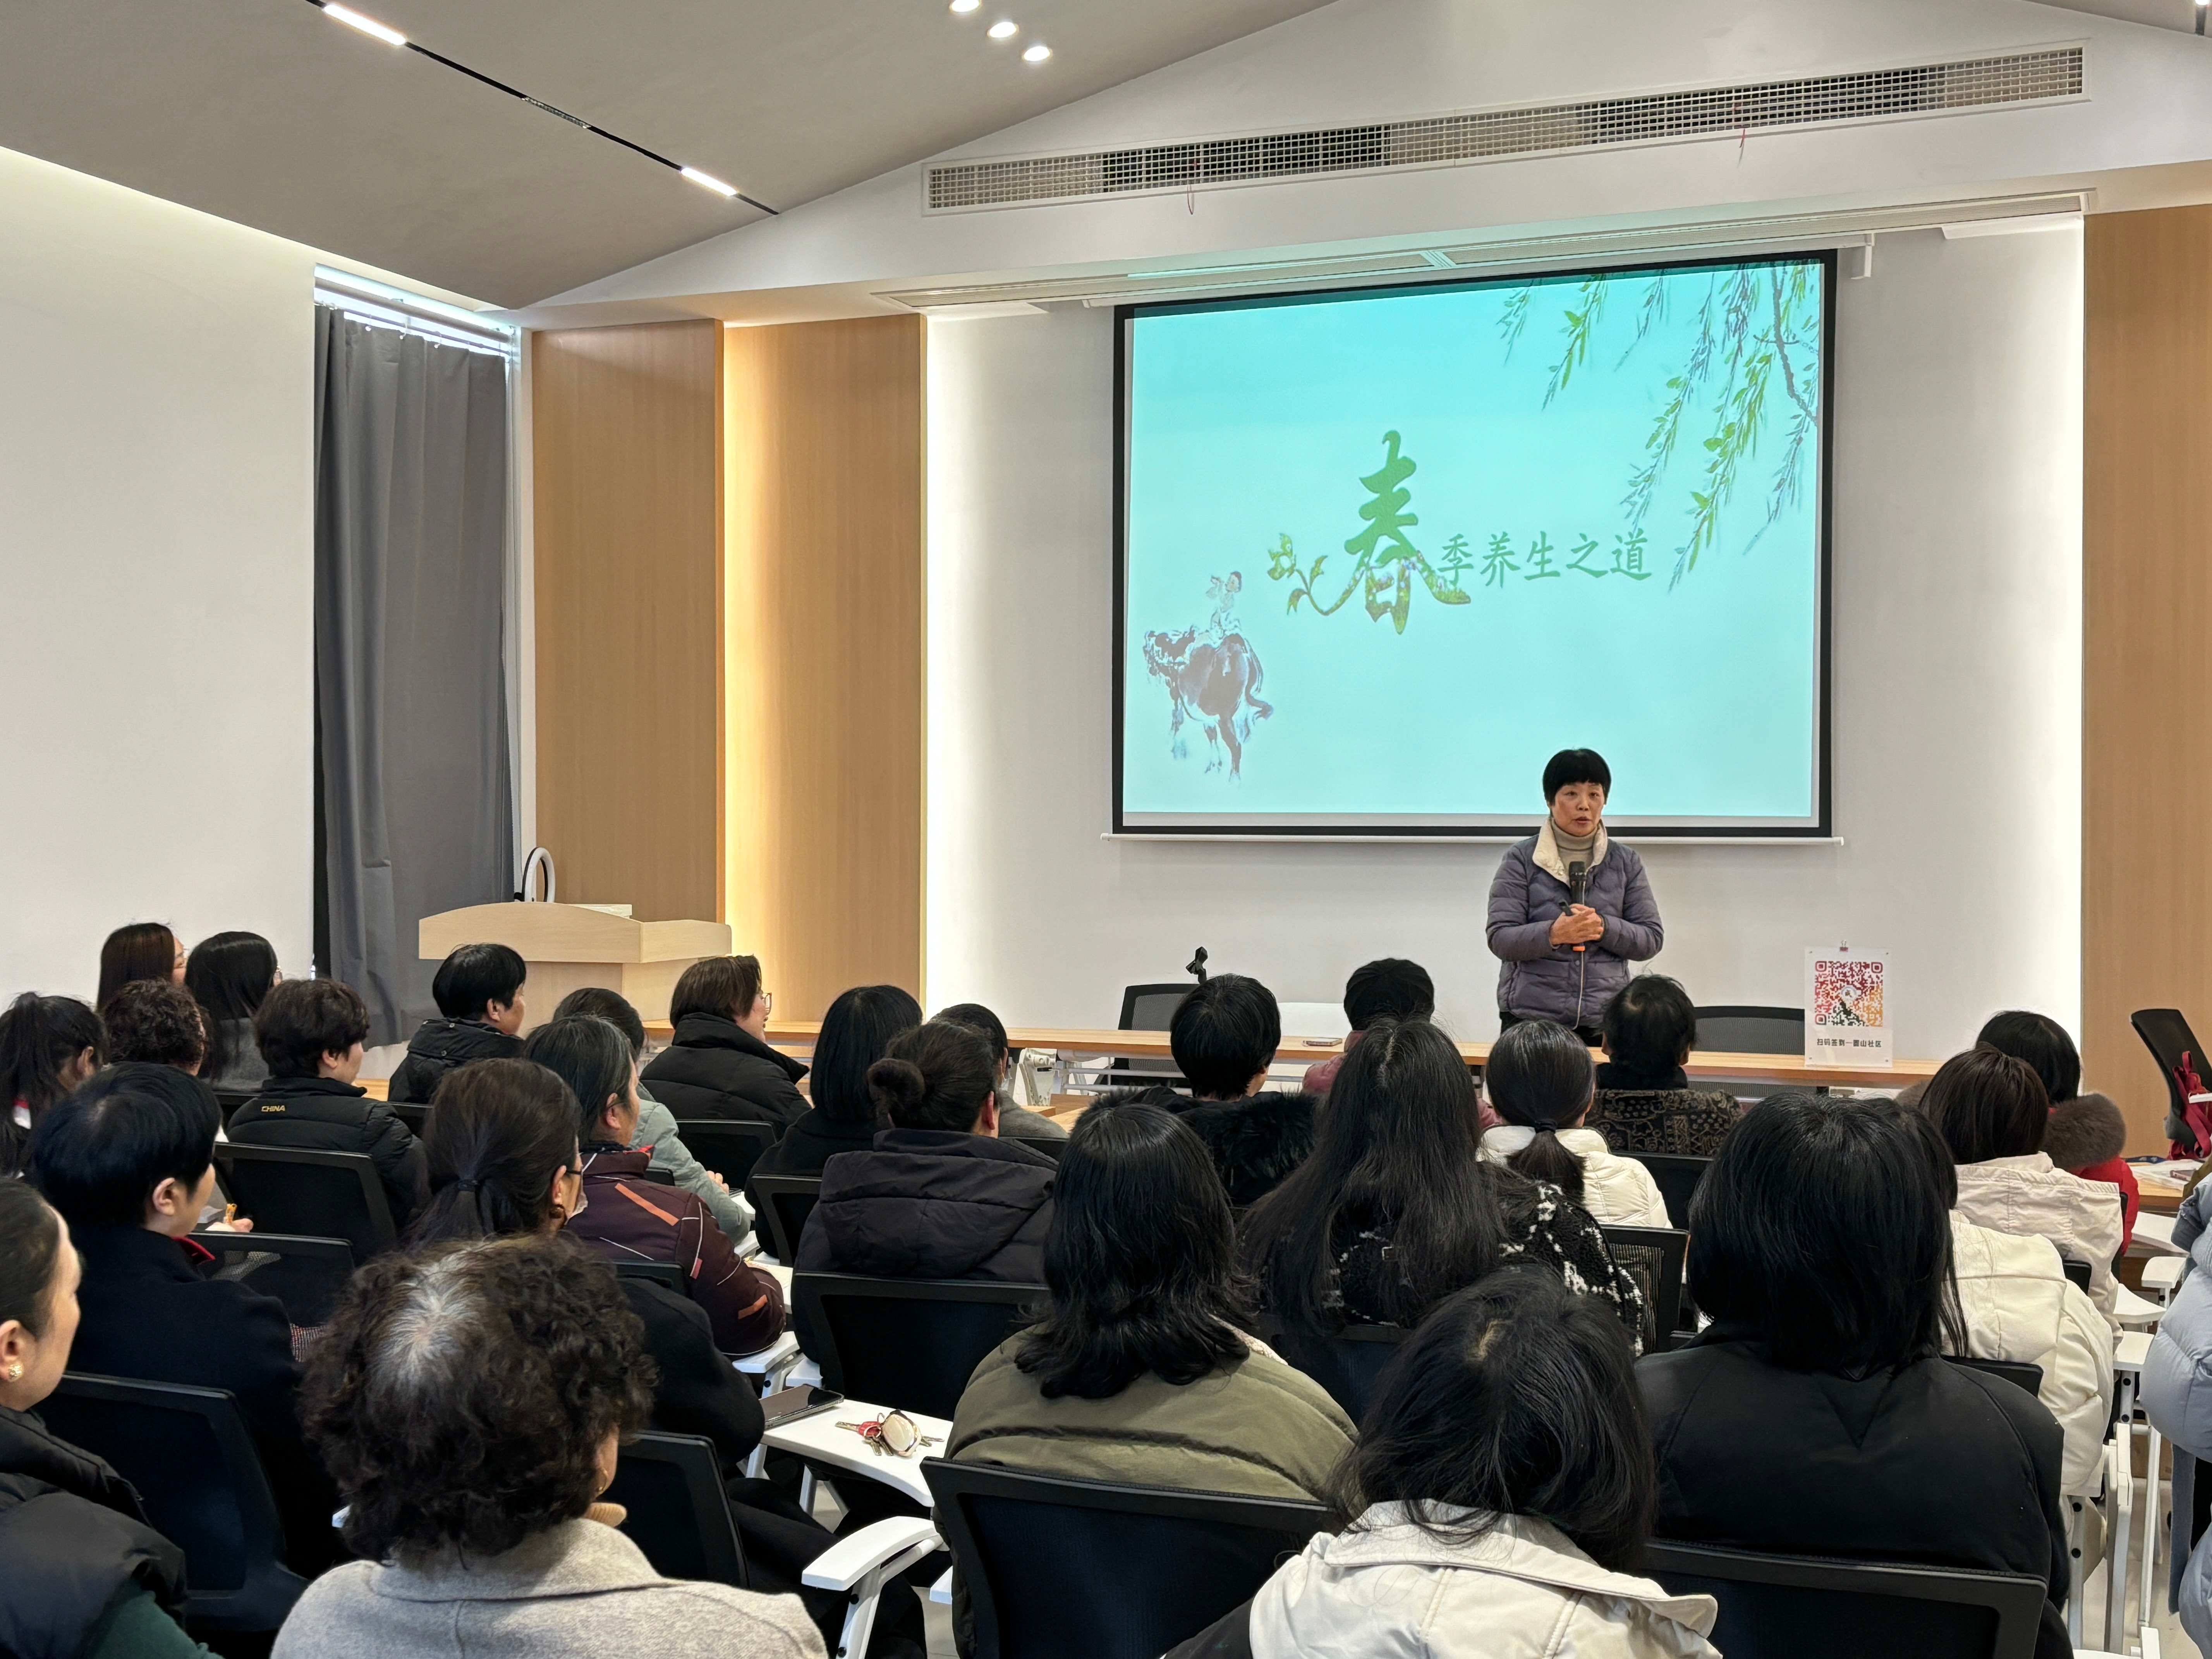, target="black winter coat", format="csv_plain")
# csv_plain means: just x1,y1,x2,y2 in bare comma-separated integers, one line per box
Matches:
0,1403,189,1659
1639,1330,2072,1659
226,1076,429,1231
623,1277,764,1475
1119,1085,1315,1209
641,1013,810,1132
388,1017,524,1104
742,1108,879,1220
67,1224,341,1573
792,1130,1054,1351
